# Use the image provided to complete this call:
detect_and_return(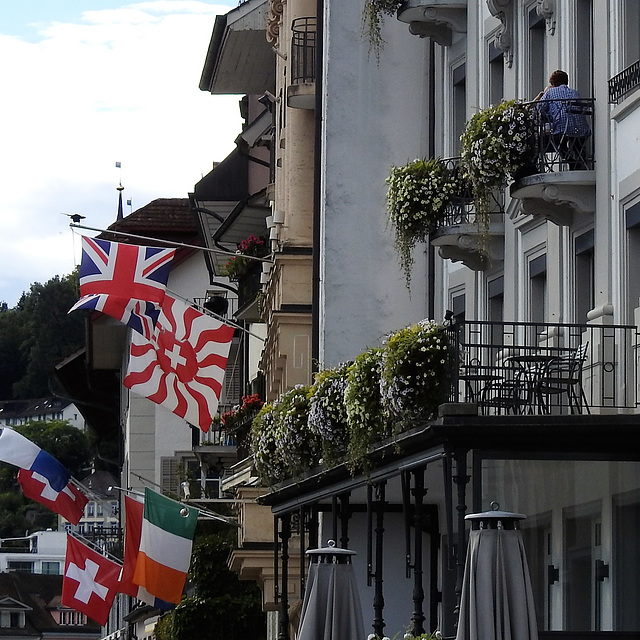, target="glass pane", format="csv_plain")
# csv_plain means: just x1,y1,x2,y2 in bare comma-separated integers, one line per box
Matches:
480,458,640,632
